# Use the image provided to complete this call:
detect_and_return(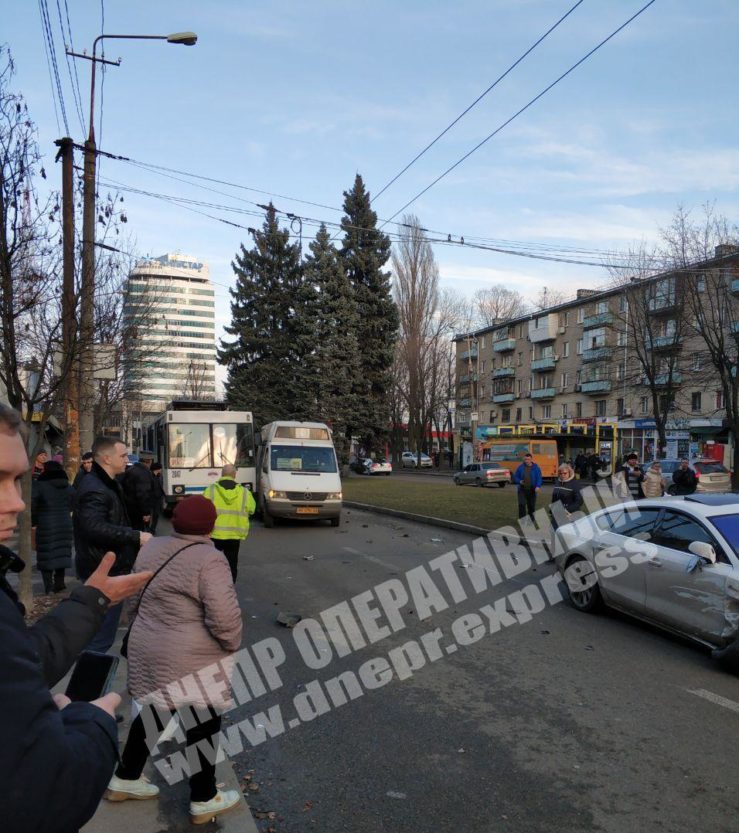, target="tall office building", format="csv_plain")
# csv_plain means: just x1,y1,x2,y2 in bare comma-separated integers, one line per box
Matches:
123,253,217,415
